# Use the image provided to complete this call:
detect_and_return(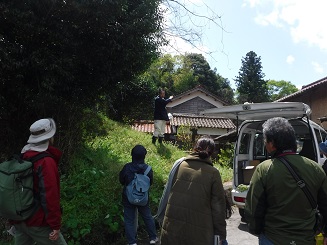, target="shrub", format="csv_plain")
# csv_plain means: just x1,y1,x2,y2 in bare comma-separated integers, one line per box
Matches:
217,143,234,169
60,119,186,244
